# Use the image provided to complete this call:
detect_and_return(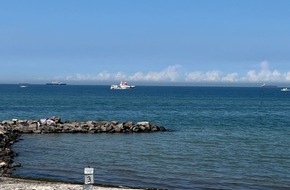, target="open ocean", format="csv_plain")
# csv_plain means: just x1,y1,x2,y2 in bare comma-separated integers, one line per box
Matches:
1,84,290,190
